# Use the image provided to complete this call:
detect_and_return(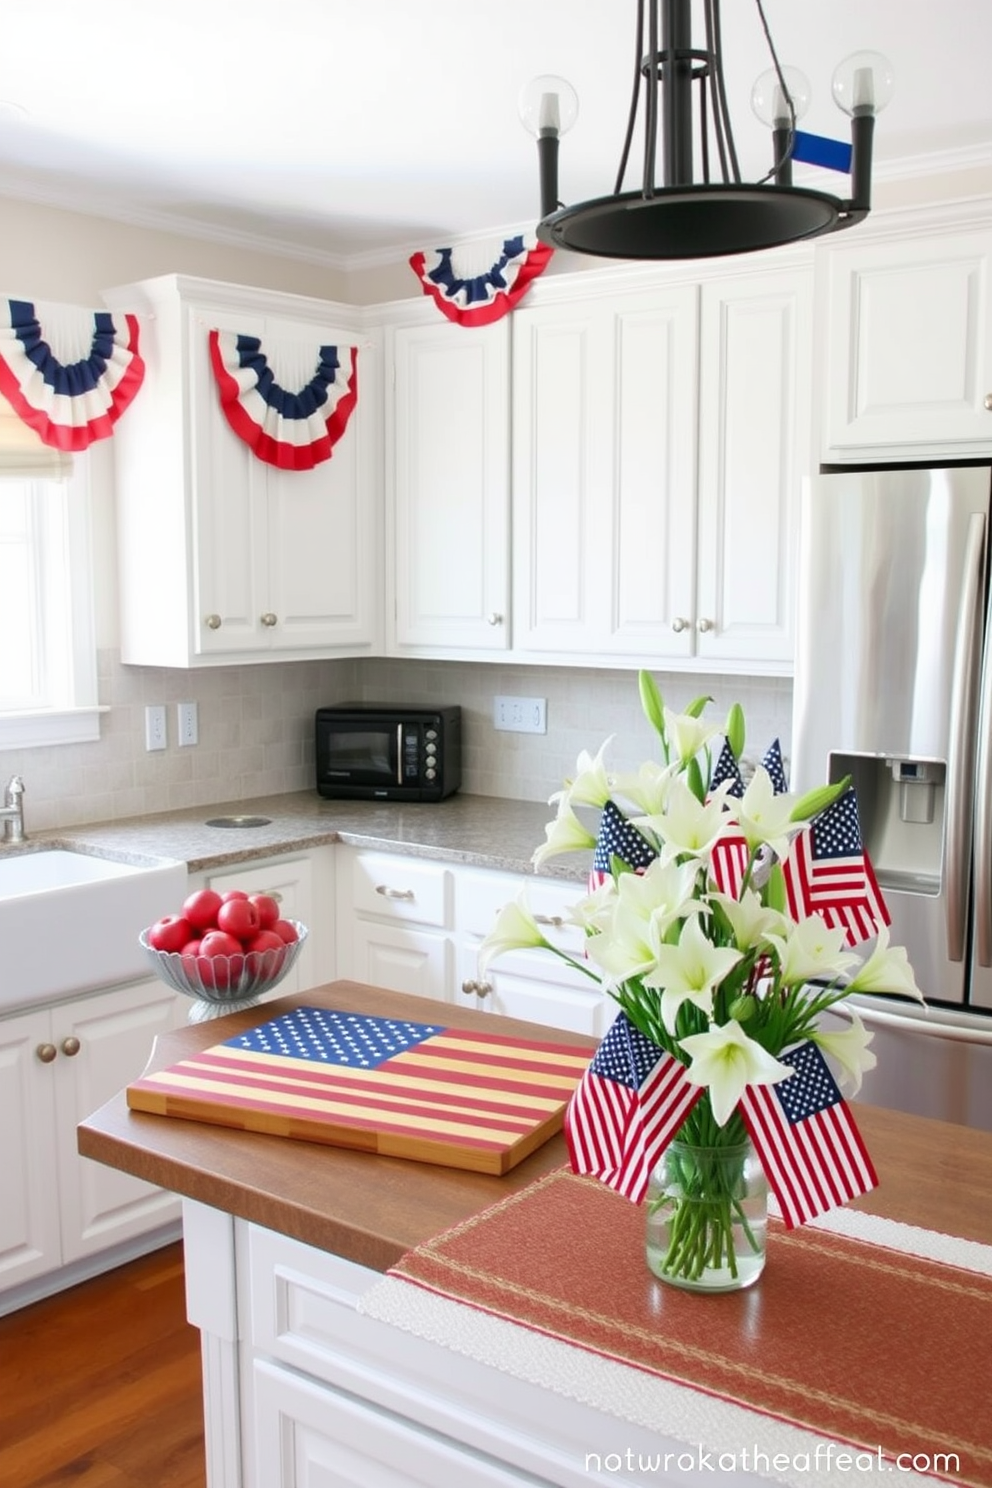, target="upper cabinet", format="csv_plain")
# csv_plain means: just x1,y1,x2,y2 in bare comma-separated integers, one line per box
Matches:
103,275,382,668
387,314,510,656
819,217,992,462
511,262,811,672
